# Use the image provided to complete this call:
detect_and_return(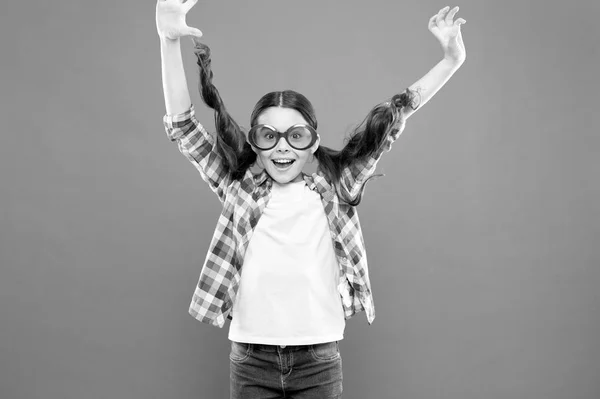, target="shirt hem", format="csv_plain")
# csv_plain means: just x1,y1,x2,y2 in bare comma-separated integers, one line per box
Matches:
227,334,344,346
